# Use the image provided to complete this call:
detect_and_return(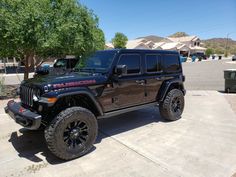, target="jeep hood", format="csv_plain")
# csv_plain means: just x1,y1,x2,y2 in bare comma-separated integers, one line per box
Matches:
22,72,107,89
